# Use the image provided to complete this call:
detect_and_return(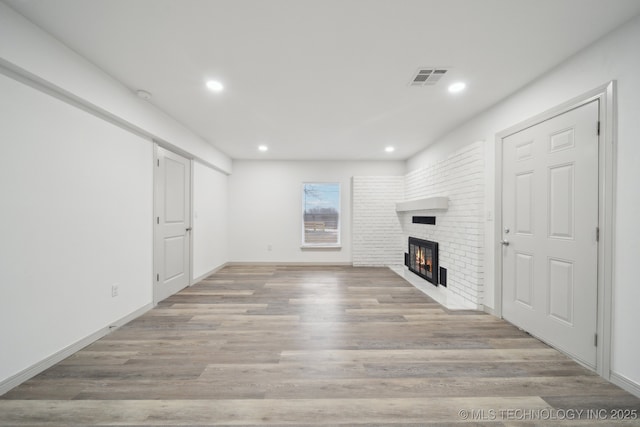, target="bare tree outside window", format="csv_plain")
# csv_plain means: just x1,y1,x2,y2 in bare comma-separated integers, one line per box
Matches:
302,183,340,246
